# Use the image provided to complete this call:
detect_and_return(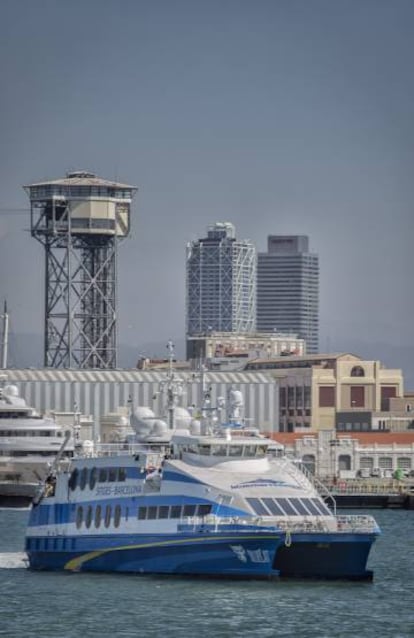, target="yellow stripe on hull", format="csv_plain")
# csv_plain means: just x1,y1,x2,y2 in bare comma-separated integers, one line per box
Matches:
64,534,280,571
